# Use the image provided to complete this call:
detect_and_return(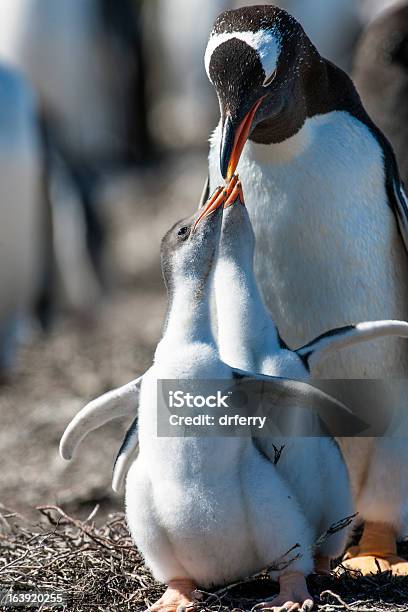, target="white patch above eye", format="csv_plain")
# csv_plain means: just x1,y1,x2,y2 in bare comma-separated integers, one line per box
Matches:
205,29,281,86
